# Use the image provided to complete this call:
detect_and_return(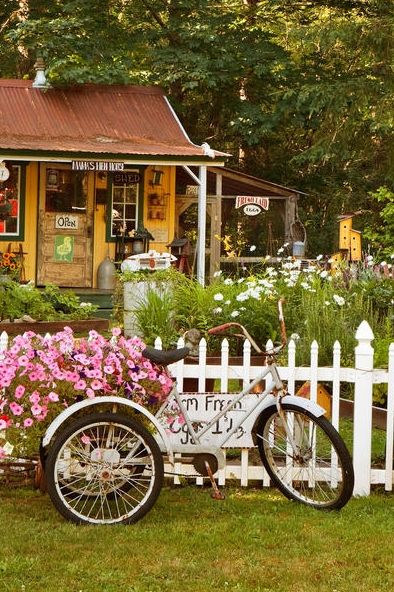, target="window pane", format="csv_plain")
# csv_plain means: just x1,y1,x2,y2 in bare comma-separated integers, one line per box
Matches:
45,169,87,213
125,186,137,203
